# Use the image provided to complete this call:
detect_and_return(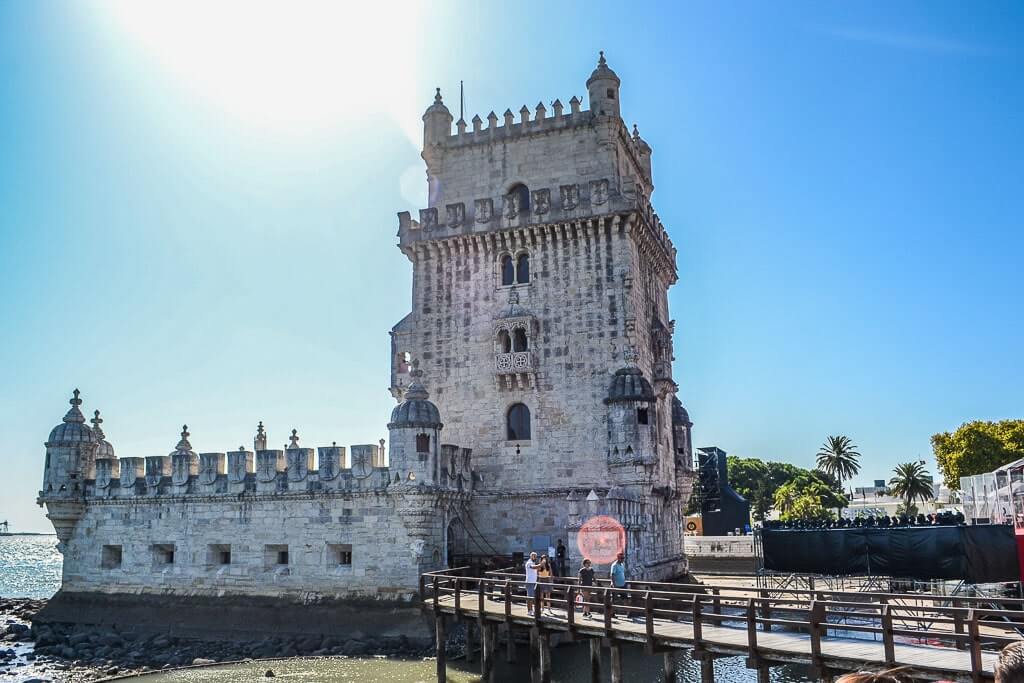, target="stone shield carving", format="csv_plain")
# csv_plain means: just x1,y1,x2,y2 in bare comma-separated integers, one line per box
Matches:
475,198,493,223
